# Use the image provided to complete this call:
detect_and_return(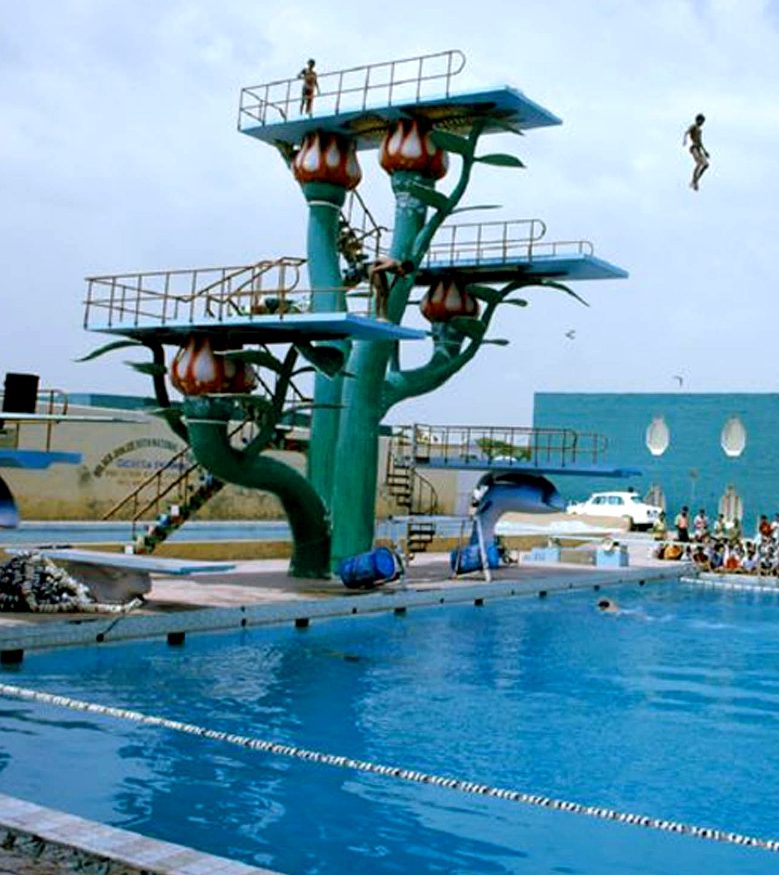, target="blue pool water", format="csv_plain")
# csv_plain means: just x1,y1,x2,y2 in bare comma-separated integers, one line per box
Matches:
2,581,779,874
